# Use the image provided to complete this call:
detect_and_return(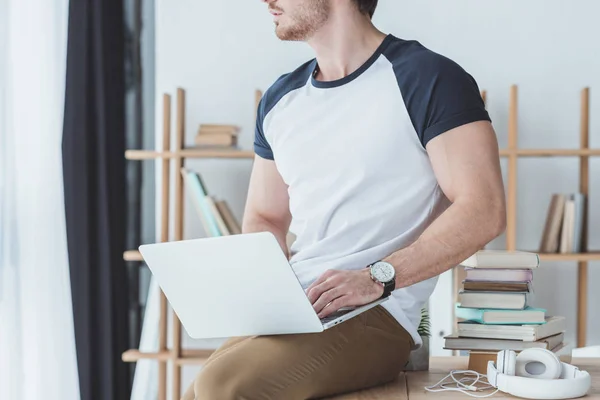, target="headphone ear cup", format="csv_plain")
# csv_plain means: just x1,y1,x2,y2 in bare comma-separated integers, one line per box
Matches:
515,348,562,379
497,350,517,376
